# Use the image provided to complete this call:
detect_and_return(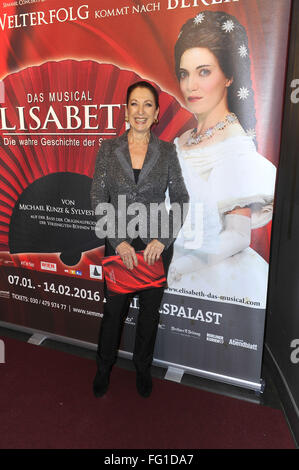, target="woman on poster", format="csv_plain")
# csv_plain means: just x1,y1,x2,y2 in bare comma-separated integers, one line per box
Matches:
168,11,276,308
